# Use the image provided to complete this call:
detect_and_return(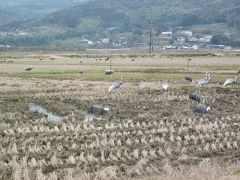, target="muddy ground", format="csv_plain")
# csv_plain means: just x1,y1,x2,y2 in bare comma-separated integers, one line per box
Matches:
0,76,240,179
